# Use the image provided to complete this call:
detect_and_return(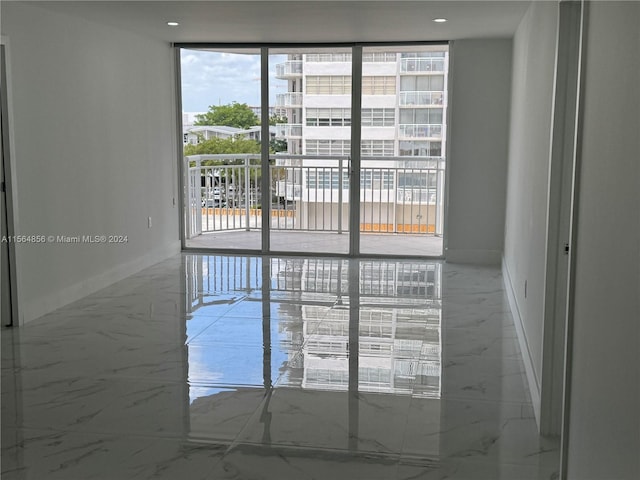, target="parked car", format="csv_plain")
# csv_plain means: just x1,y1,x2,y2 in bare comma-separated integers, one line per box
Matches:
202,187,223,207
